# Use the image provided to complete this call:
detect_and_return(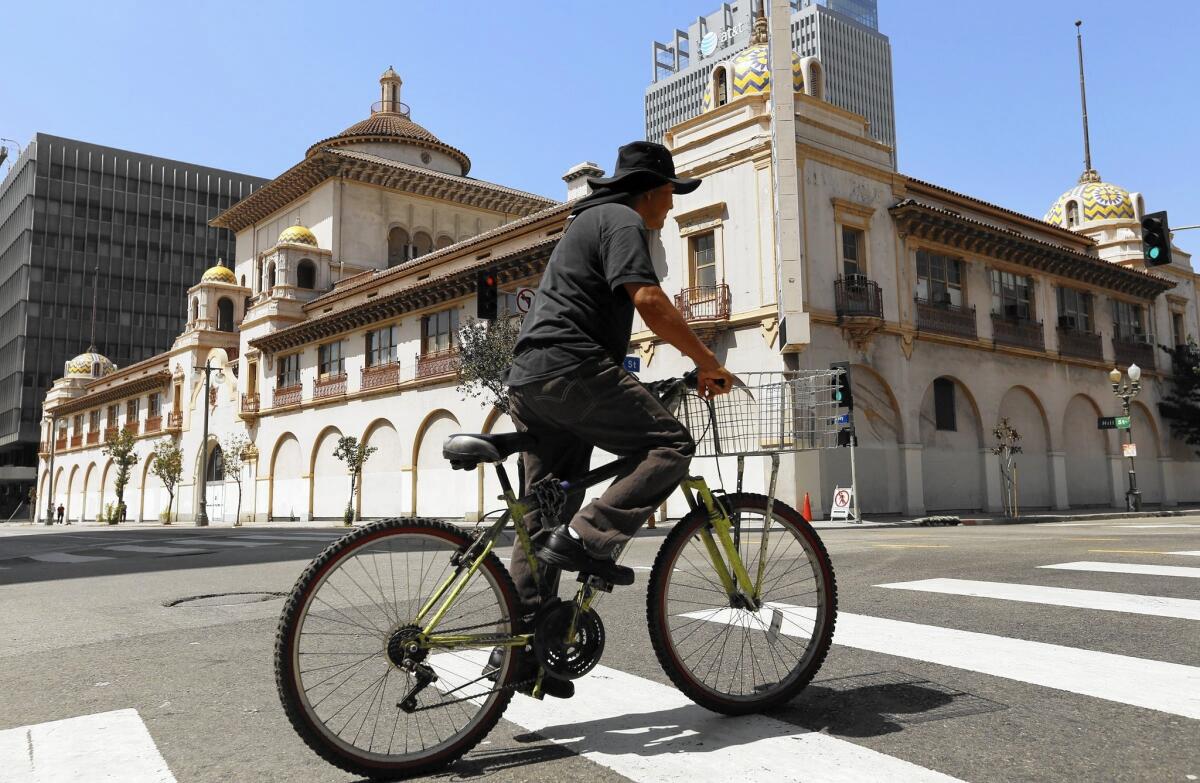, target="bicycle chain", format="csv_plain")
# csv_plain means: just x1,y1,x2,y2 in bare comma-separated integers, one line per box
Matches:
406,674,540,712
531,475,566,526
